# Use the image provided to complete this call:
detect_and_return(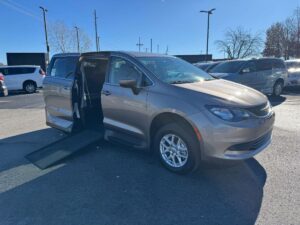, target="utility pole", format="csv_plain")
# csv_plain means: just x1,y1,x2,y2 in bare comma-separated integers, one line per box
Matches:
94,9,99,51
150,38,153,53
165,45,169,55
157,44,160,53
74,26,80,53
39,6,49,58
136,37,143,52
200,8,216,61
